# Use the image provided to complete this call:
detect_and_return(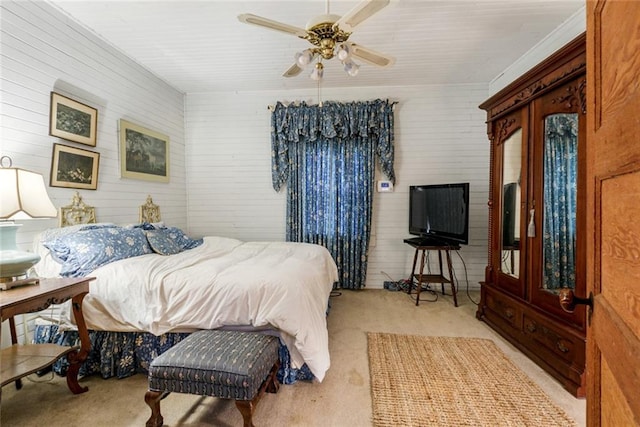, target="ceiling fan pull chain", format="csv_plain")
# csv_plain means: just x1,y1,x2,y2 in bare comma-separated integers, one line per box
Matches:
317,74,323,107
